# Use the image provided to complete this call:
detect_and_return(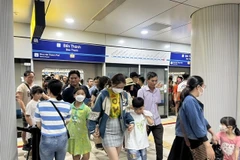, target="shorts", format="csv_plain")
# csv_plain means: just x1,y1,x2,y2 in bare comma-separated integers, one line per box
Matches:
22,113,28,127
